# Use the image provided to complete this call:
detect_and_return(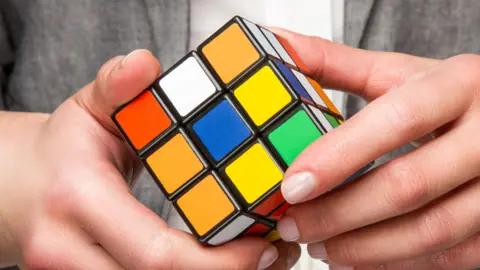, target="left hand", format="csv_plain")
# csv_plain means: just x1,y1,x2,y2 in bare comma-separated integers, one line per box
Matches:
272,29,480,269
